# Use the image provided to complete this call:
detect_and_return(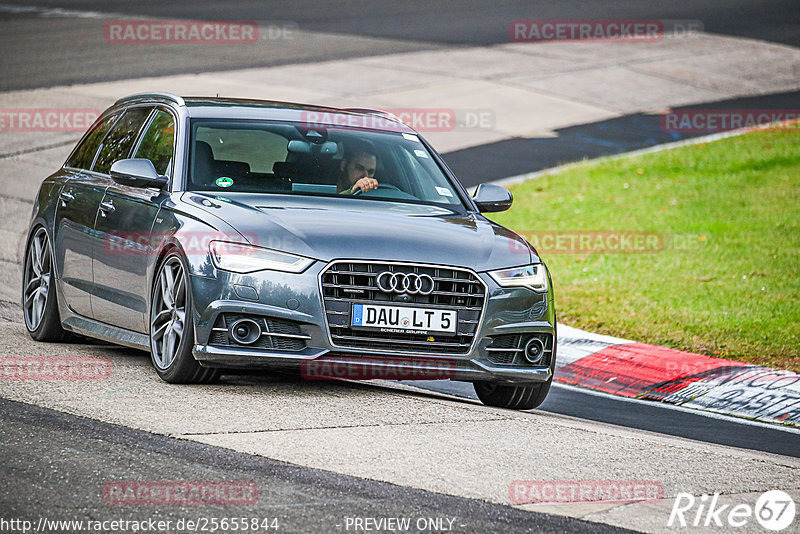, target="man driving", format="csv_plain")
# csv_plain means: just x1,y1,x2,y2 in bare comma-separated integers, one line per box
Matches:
337,141,379,194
